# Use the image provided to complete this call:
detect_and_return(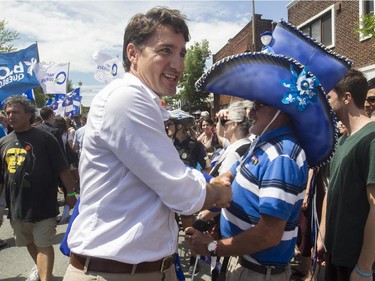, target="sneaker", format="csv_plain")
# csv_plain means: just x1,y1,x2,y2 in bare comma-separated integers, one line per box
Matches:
0,239,7,248
26,265,40,281
188,263,200,275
